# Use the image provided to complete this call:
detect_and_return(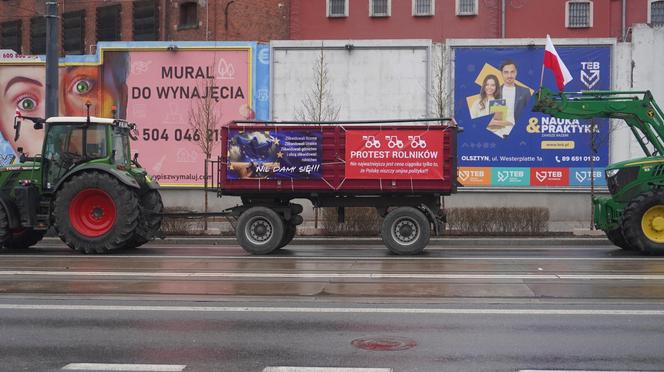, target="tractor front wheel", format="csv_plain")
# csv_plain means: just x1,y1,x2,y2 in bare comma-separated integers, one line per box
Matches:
54,172,139,254
622,190,664,254
5,228,46,250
